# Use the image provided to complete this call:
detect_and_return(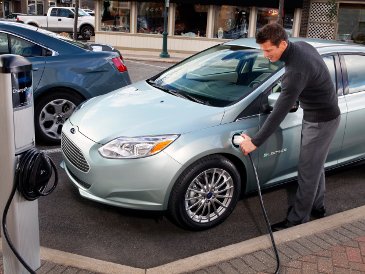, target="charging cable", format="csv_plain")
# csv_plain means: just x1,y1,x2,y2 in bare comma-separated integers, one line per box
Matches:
233,135,280,274
2,148,58,274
